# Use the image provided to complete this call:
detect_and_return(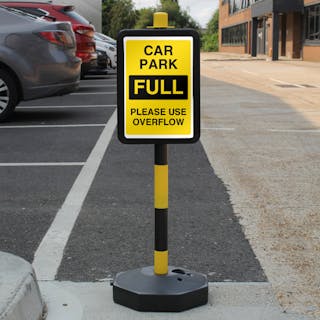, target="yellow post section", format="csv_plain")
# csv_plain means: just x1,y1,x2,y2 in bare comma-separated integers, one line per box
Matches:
154,165,168,209
154,250,168,275
152,12,168,28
